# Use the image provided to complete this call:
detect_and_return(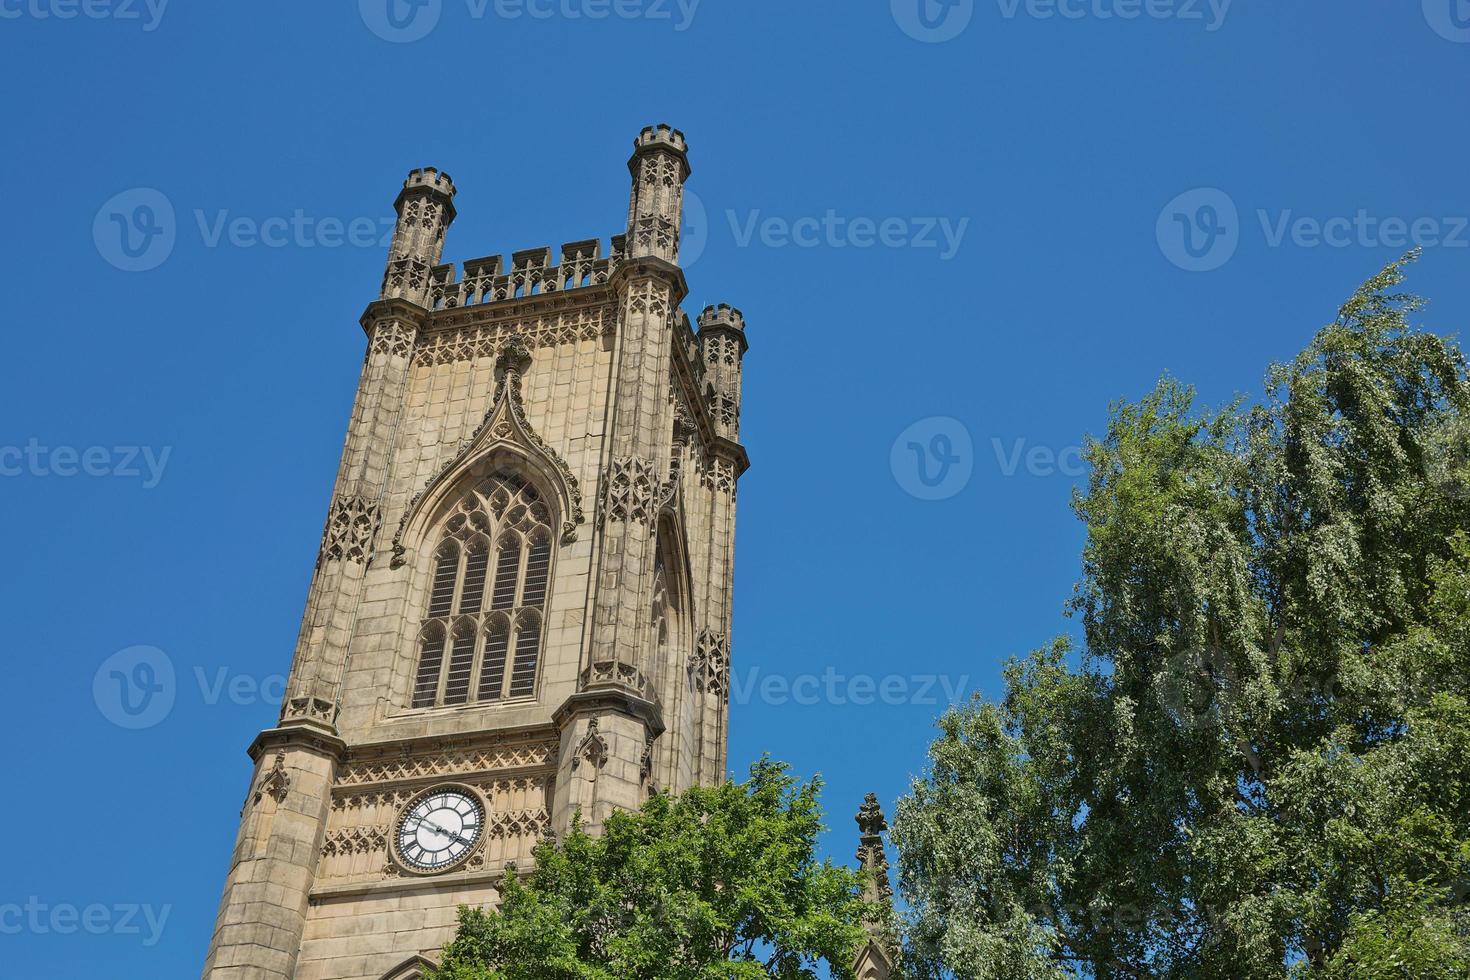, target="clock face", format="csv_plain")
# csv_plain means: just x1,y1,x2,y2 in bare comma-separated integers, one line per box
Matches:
396,788,484,872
